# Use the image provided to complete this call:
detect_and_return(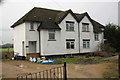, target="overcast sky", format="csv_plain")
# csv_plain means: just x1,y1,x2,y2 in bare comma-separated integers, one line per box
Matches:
0,0,119,44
